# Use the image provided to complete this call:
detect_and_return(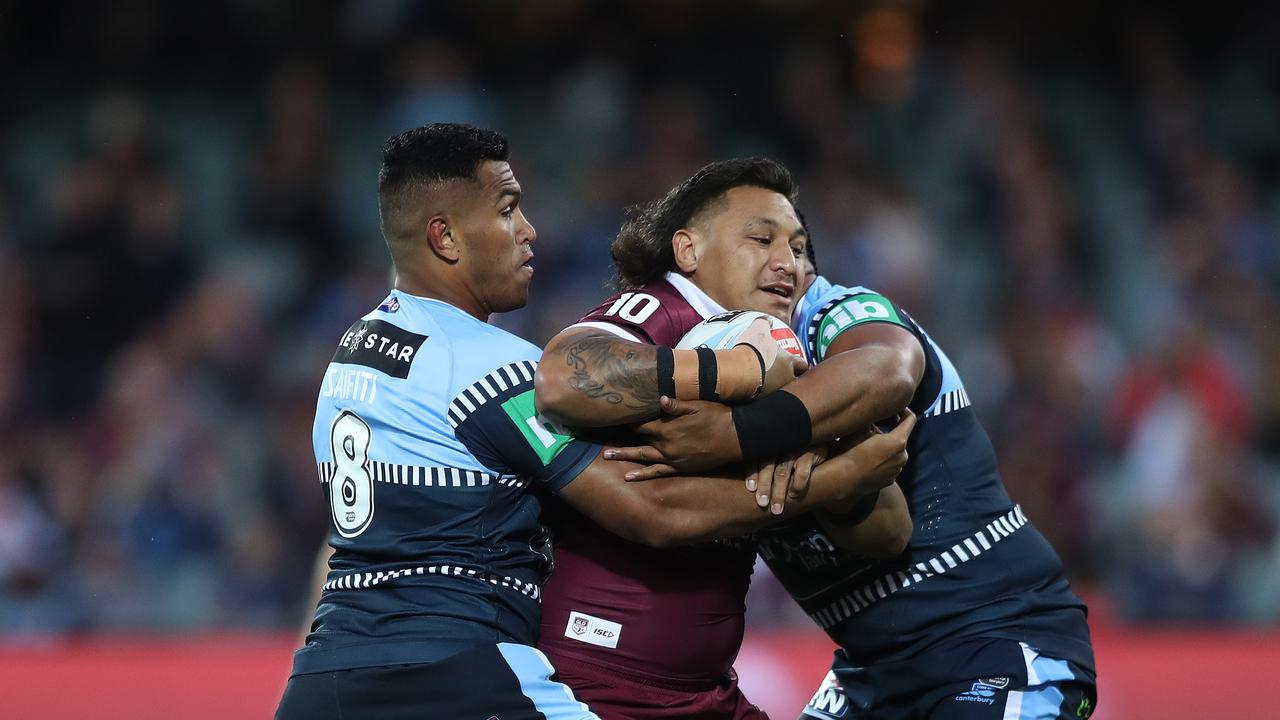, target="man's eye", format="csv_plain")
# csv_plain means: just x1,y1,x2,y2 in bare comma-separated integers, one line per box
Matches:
501,207,515,218
792,246,804,257
749,236,770,244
